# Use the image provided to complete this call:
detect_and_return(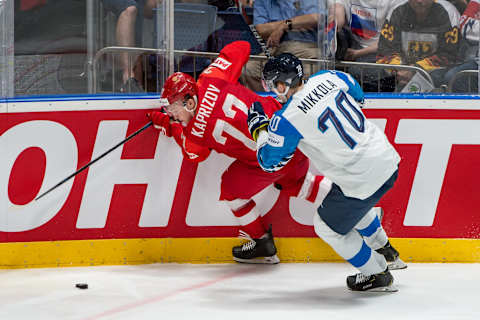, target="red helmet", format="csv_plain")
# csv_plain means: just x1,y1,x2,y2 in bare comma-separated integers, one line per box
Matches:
161,72,198,105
